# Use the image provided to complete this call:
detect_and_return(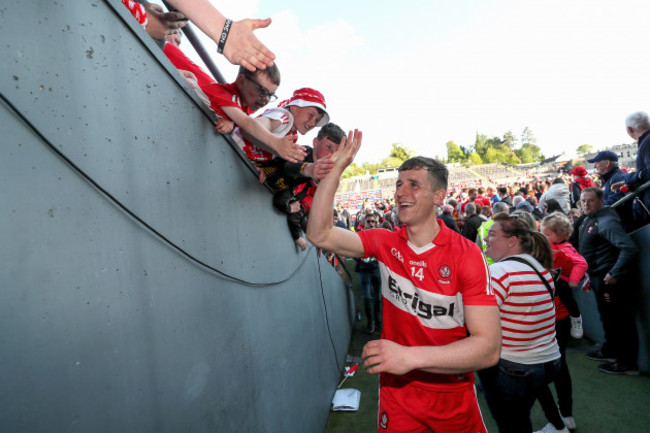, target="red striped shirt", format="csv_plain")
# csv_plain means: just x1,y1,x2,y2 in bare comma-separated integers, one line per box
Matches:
489,254,560,364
